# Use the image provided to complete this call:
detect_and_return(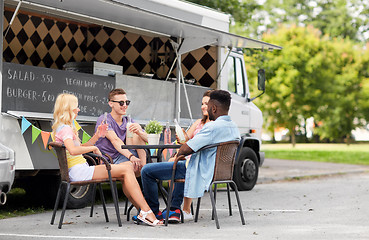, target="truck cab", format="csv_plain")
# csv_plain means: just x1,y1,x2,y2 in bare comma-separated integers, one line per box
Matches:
219,49,265,190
